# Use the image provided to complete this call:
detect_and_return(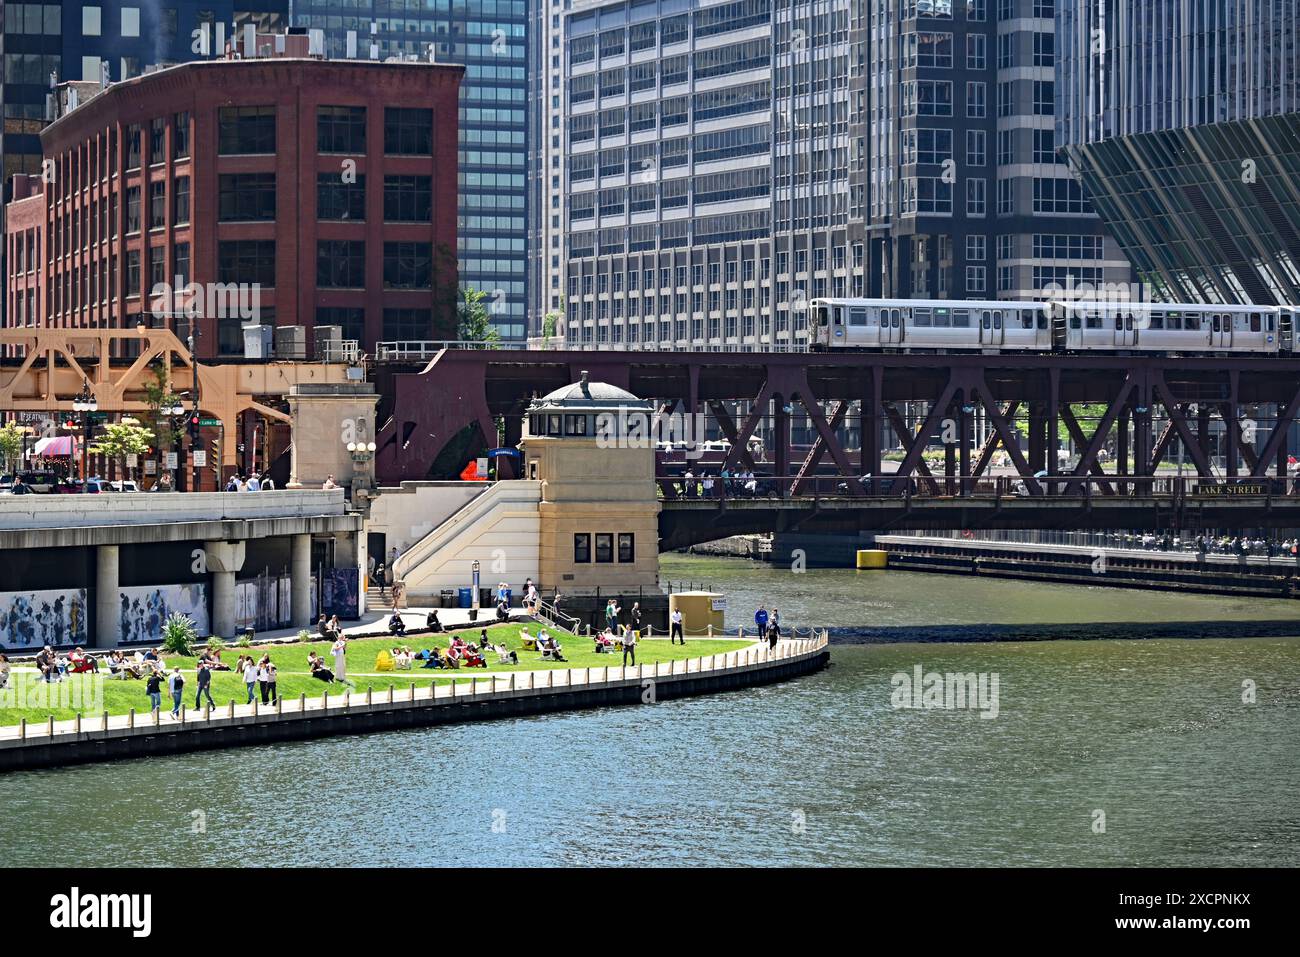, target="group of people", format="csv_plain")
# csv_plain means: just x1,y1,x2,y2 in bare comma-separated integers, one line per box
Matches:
33,645,102,681
233,654,279,705
679,468,762,498
224,473,275,492
754,605,782,649
519,627,567,661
